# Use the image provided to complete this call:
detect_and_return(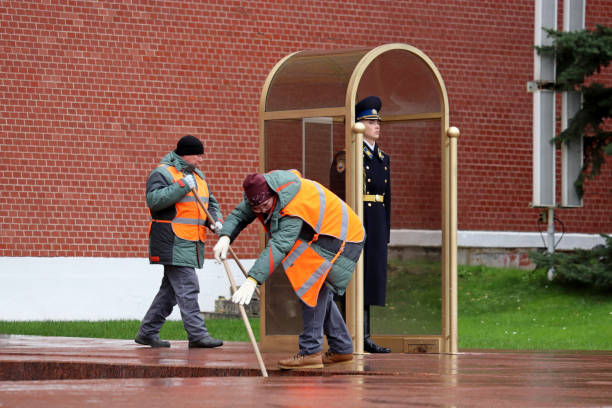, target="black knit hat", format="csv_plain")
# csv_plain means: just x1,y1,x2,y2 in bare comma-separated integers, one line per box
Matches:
175,135,204,156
